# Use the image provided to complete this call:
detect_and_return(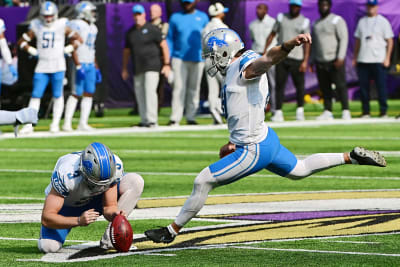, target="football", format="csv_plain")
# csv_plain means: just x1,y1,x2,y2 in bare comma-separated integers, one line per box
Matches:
110,214,133,252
